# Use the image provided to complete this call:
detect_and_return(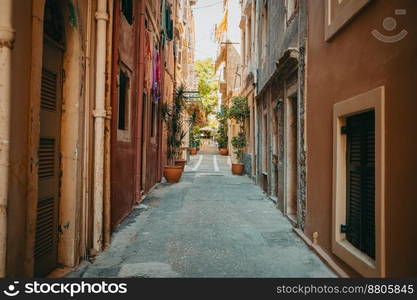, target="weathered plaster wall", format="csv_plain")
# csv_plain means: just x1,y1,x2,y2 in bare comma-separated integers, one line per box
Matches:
7,0,33,278
58,0,88,269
